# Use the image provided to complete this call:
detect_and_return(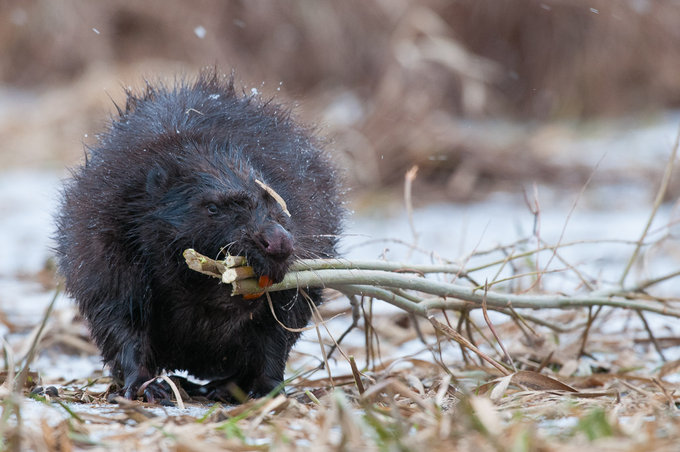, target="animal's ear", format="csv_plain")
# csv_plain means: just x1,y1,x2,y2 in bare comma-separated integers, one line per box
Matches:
145,164,169,197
